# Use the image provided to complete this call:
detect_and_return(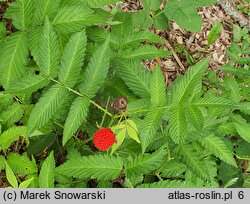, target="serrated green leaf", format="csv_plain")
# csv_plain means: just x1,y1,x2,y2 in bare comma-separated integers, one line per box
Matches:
201,134,237,167
80,40,110,98
0,103,23,130
127,126,140,143
29,27,42,62
177,144,210,181
19,177,34,188
186,105,204,130
165,0,202,32
140,107,164,152
0,126,27,151
223,77,241,103
111,128,126,154
5,161,18,188
112,12,133,37
126,119,138,132
121,45,172,60
126,99,151,117
4,0,34,31
59,30,87,87
56,154,123,180
0,32,28,89
53,4,109,33
195,94,238,108
232,115,250,143
7,74,48,94
224,178,239,188
172,58,209,104
207,21,222,47
27,133,56,156
37,17,60,78
116,60,151,98
125,148,166,178
120,31,164,47
39,151,55,188
34,0,61,25
164,0,216,32
159,159,187,178
153,11,169,30
63,97,90,145
150,66,167,106
7,153,37,175
133,10,153,29
27,84,69,136
141,0,162,11
124,174,144,188
169,106,187,144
